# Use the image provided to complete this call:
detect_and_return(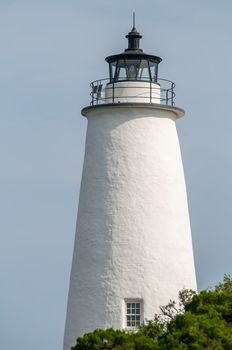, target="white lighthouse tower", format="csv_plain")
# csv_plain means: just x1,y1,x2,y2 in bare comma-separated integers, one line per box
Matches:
63,22,197,350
